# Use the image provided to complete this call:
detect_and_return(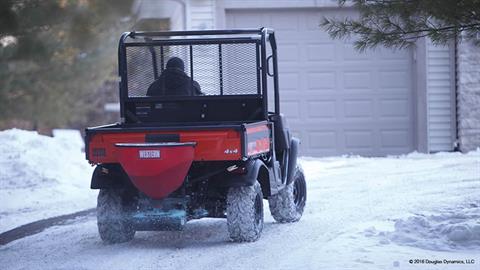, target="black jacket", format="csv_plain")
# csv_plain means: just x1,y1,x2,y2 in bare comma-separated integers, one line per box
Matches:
146,68,202,96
